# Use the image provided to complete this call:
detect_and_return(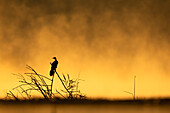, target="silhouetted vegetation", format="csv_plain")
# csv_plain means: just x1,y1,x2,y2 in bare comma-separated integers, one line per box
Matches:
2,98,170,105
6,65,85,100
